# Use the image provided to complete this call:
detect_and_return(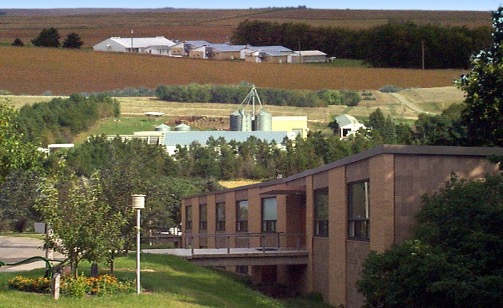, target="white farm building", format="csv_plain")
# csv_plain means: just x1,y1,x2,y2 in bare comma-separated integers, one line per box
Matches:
93,36,176,53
